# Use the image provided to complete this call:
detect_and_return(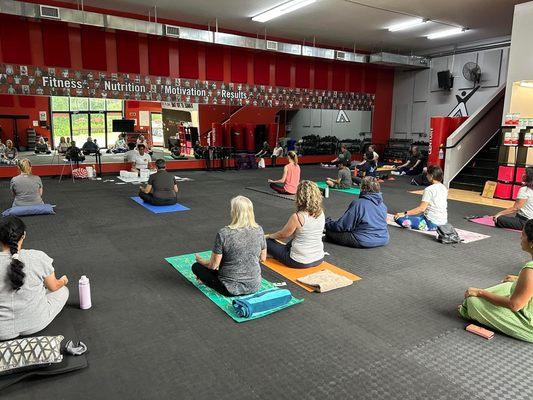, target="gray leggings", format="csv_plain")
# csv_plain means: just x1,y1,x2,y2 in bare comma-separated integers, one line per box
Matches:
0,286,70,340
